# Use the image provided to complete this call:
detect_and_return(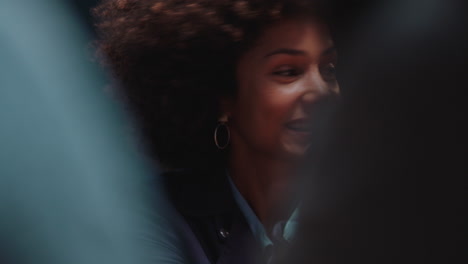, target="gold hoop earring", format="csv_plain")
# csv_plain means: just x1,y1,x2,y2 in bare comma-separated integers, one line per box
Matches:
214,119,230,150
